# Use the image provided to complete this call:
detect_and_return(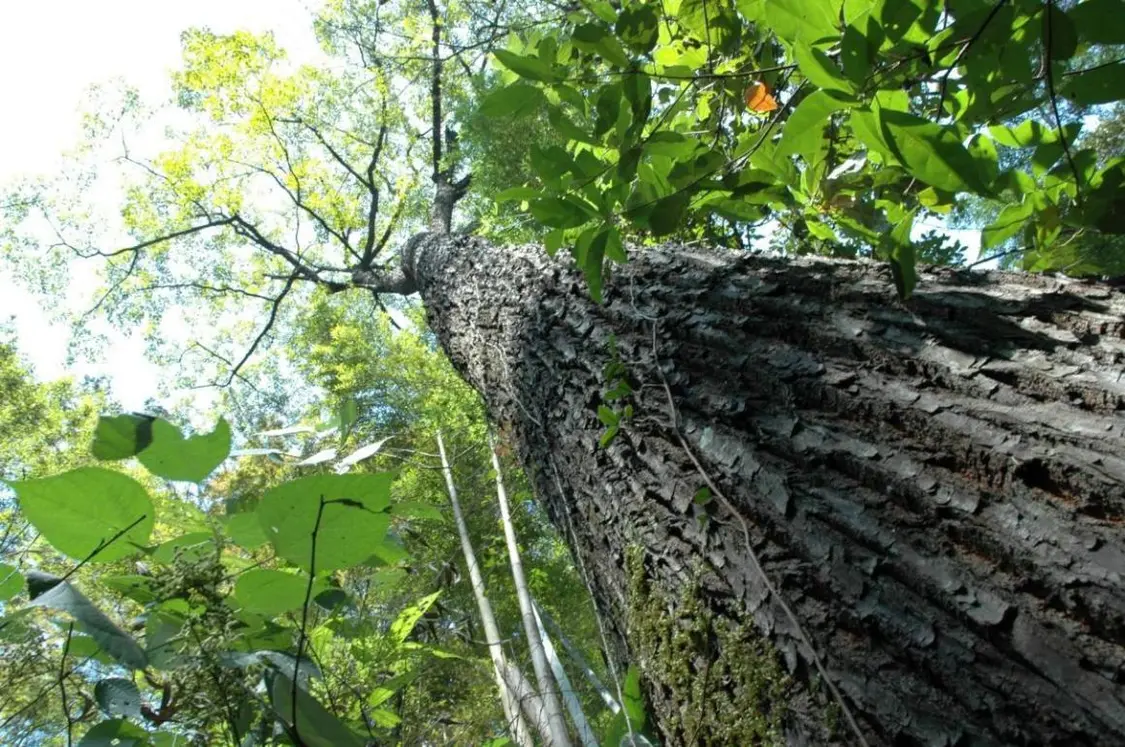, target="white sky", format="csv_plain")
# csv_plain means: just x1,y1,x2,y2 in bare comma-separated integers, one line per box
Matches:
0,0,325,409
